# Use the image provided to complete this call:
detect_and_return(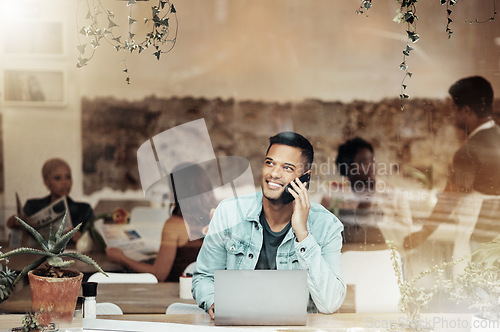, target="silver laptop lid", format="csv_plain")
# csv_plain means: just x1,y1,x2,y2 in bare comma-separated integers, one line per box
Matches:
214,269,308,326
